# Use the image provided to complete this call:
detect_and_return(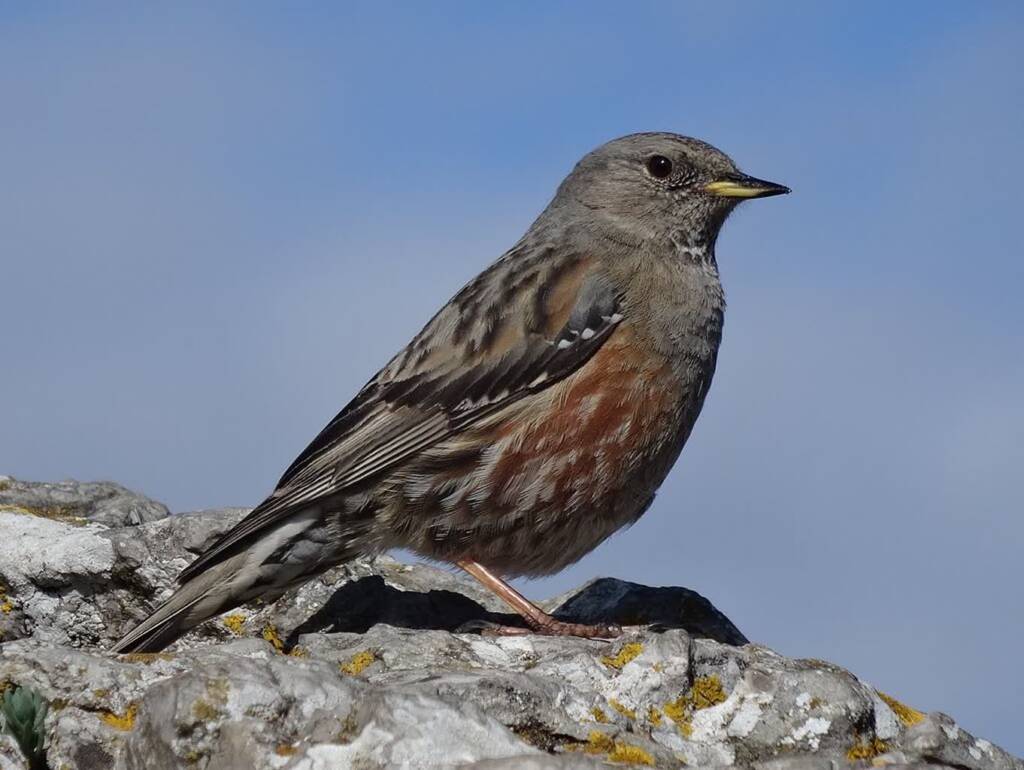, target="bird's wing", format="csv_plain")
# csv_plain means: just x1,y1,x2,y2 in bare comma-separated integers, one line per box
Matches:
178,250,623,583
